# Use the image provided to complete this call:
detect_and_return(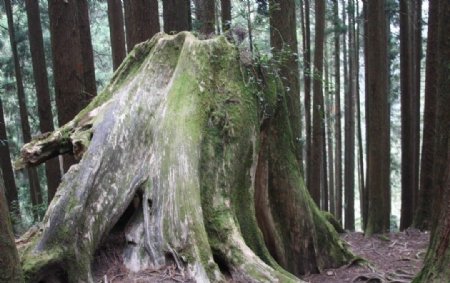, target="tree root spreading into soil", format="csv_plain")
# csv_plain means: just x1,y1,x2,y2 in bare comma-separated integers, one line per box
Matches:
89,229,428,282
